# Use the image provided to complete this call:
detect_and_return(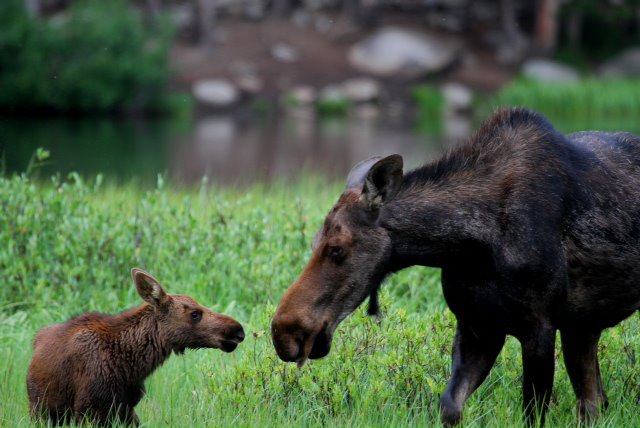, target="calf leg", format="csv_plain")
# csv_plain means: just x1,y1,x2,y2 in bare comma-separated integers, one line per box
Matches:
561,329,603,425
439,323,505,427
521,326,556,427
